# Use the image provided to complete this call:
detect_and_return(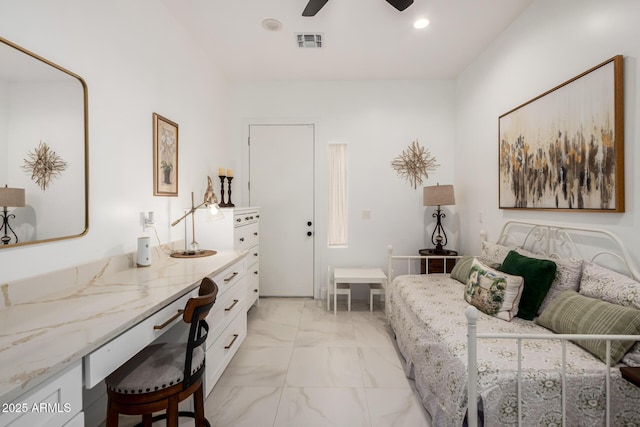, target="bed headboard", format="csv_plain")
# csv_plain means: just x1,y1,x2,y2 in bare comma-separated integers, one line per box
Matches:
387,221,639,282
493,221,640,281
